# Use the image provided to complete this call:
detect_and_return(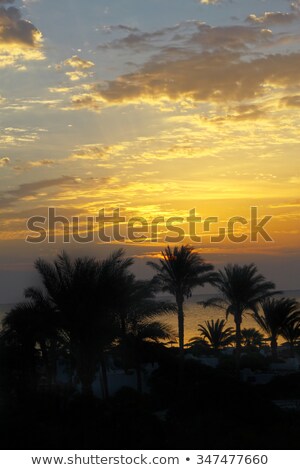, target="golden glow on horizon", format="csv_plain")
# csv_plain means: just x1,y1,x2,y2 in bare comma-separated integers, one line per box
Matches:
0,0,299,272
